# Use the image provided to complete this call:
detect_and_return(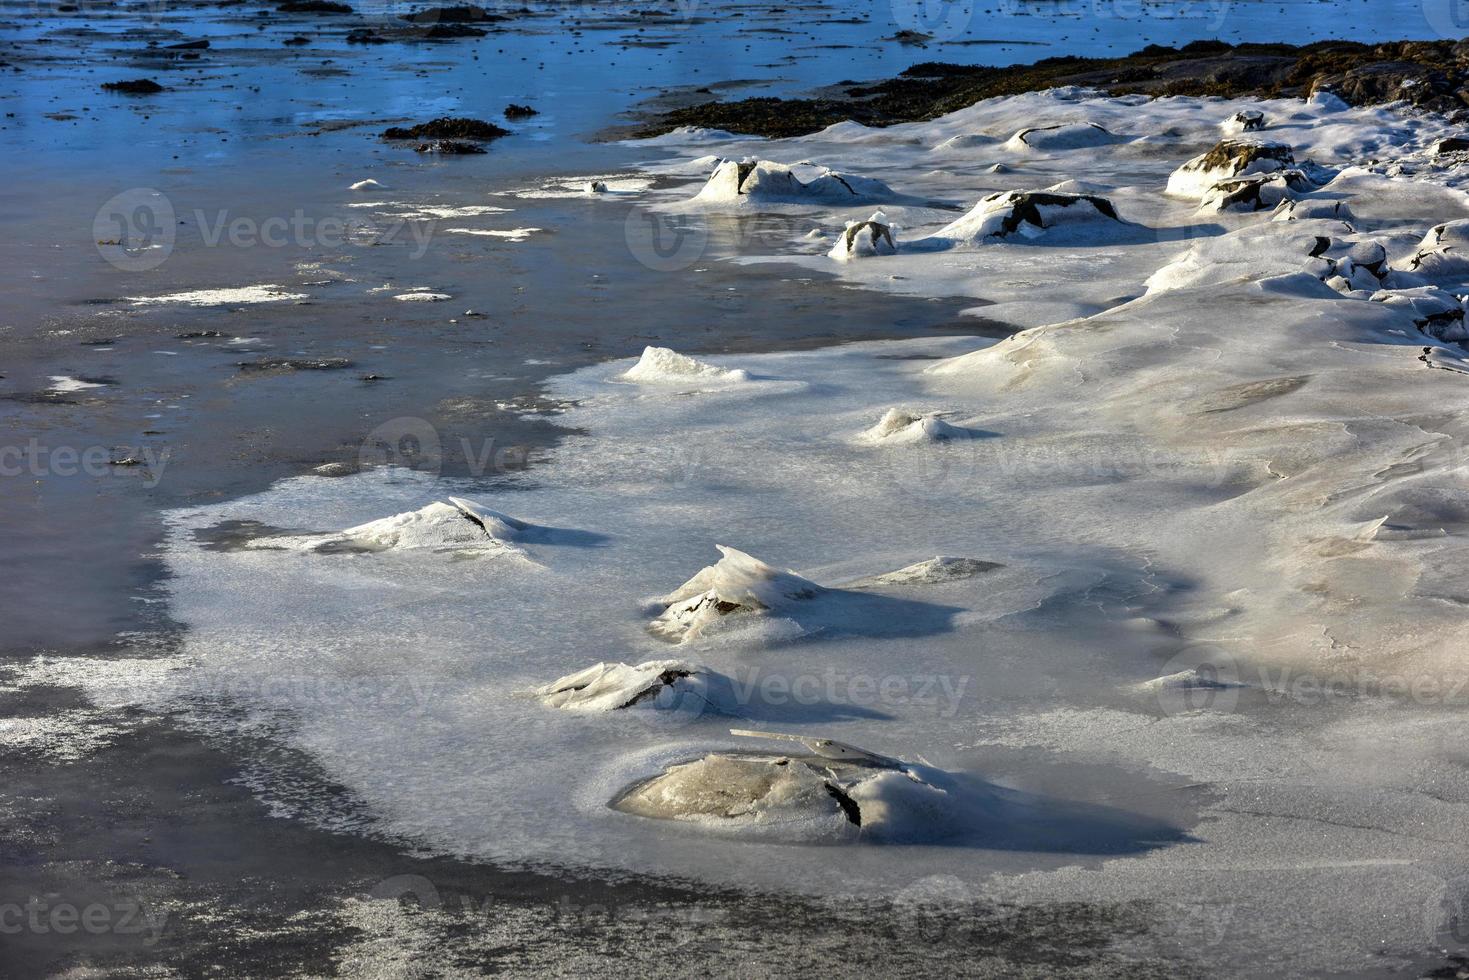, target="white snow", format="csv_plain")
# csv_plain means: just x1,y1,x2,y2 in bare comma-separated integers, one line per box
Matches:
47,375,106,393
616,346,752,385
126,285,308,306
